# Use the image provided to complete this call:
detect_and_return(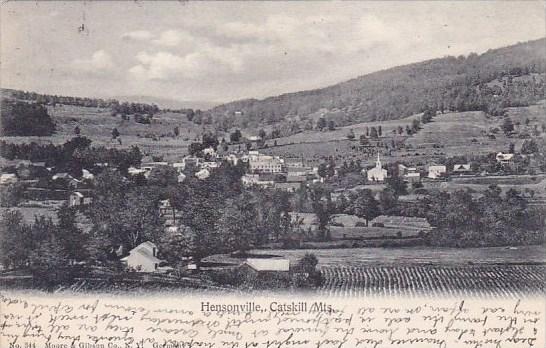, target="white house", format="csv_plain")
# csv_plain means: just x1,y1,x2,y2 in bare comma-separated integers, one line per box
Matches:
428,165,447,179
52,172,74,181
244,258,290,272
128,166,150,178
121,241,169,273
366,154,388,182
248,152,283,173
203,147,217,157
172,162,185,172
82,169,95,181
496,152,514,164
0,173,18,185
177,173,186,183
195,168,211,180
69,191,92,207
